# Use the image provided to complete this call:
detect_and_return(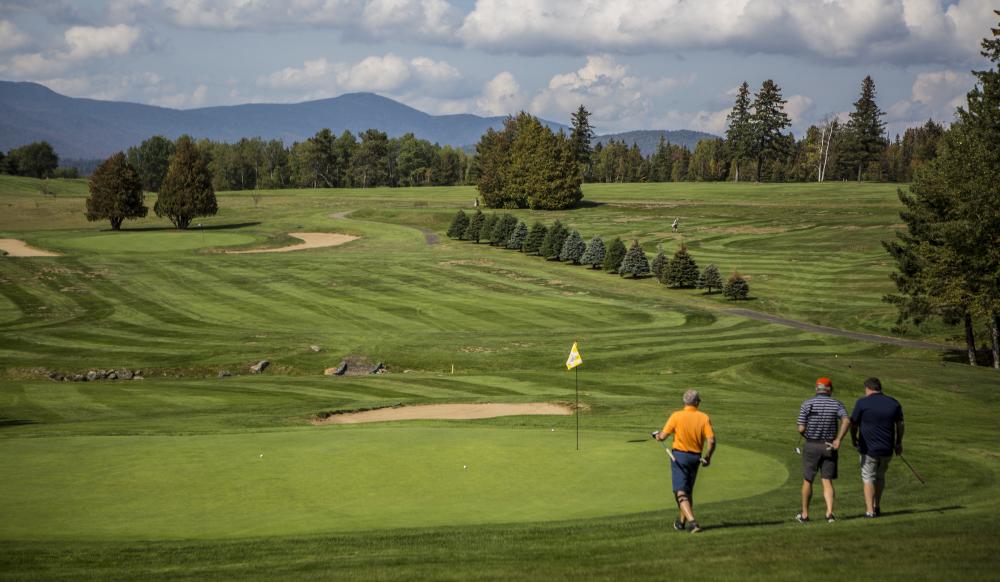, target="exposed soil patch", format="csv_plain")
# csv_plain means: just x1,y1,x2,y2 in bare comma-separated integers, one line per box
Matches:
419,228,440,245
227,232,357,254
0,239,60,257
439,258,494,267
694,226,791,235
313,402,573,425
